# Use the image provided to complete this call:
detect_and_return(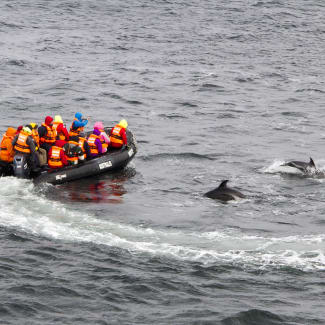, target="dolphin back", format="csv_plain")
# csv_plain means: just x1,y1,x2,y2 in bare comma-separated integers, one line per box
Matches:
204,180,245,201
281,157,317,172
218,180,229,189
